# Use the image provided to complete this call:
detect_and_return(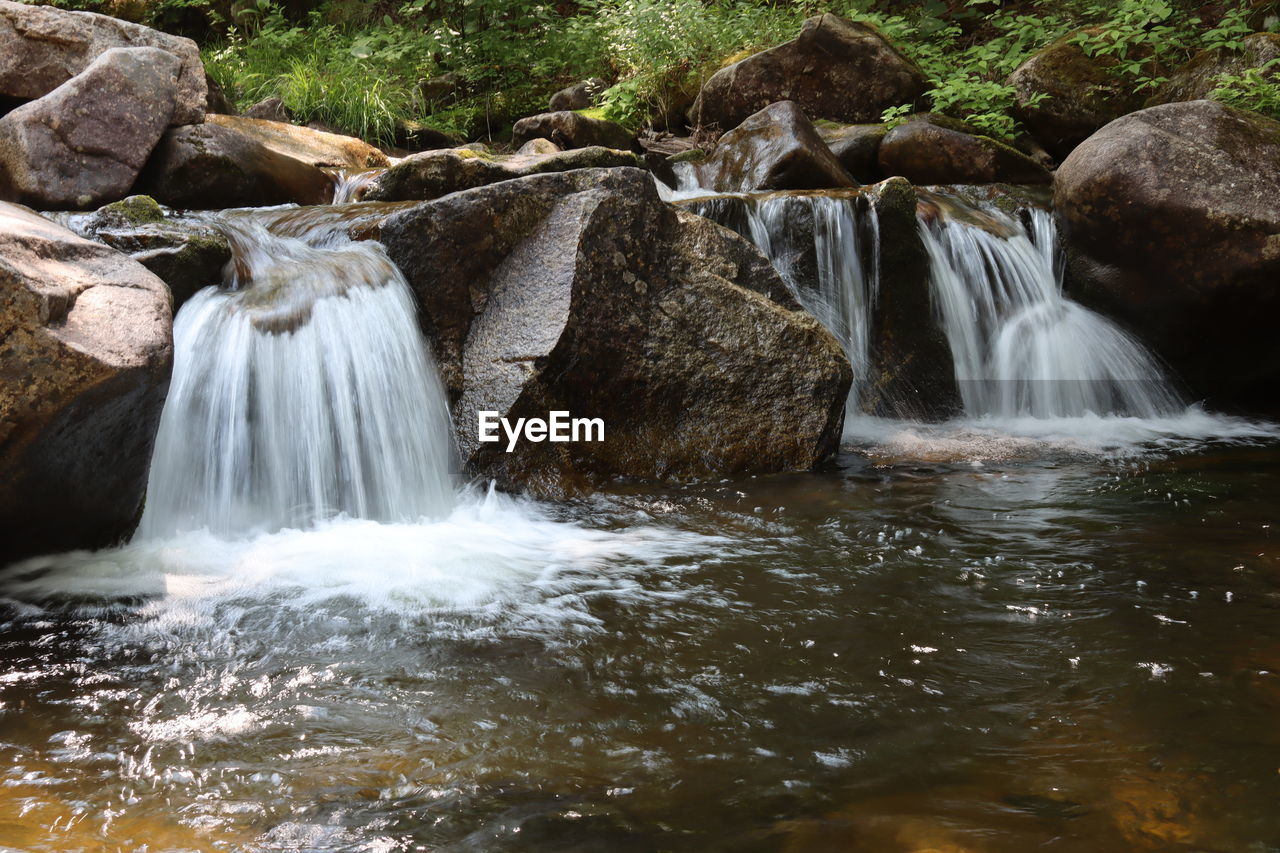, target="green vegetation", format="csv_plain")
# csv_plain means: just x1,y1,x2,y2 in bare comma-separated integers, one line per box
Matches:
31,0,1280,144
